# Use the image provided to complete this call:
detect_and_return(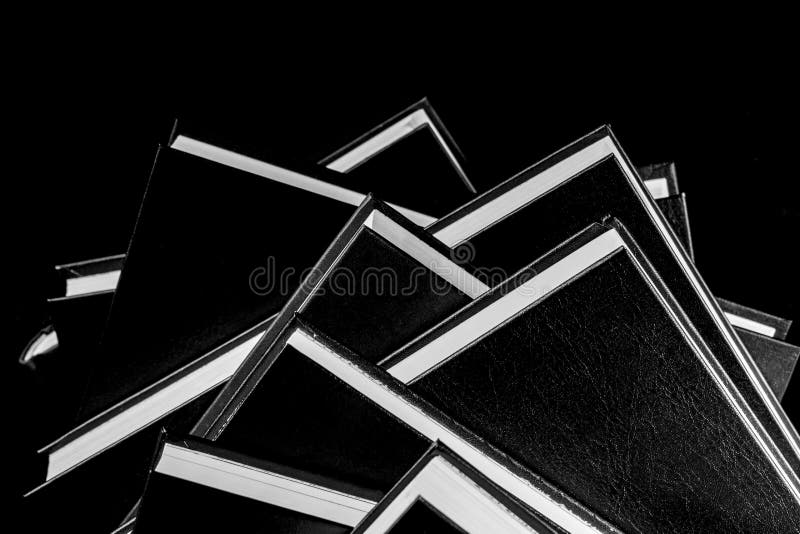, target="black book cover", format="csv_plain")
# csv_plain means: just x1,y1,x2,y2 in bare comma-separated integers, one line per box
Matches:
38,145,383,486
353,442,563,533
737,329,800,401
426,126,800,477
133,435,380,534
207,317,620,533
77,146,356,422
195,197,484,436
384,220,800,533
655,193,694,260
